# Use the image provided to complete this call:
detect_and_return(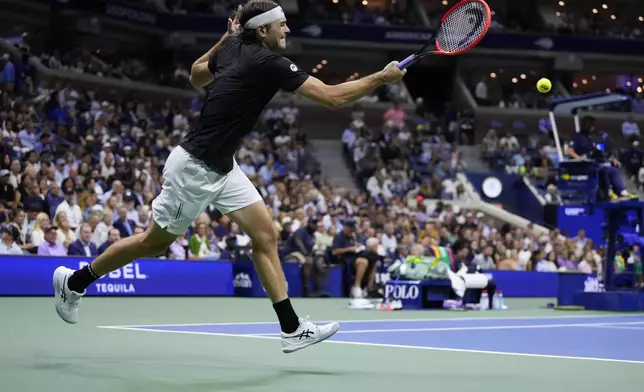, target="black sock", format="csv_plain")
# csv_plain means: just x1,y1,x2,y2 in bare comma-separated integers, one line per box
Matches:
273,298,300,334
67,264,100,293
